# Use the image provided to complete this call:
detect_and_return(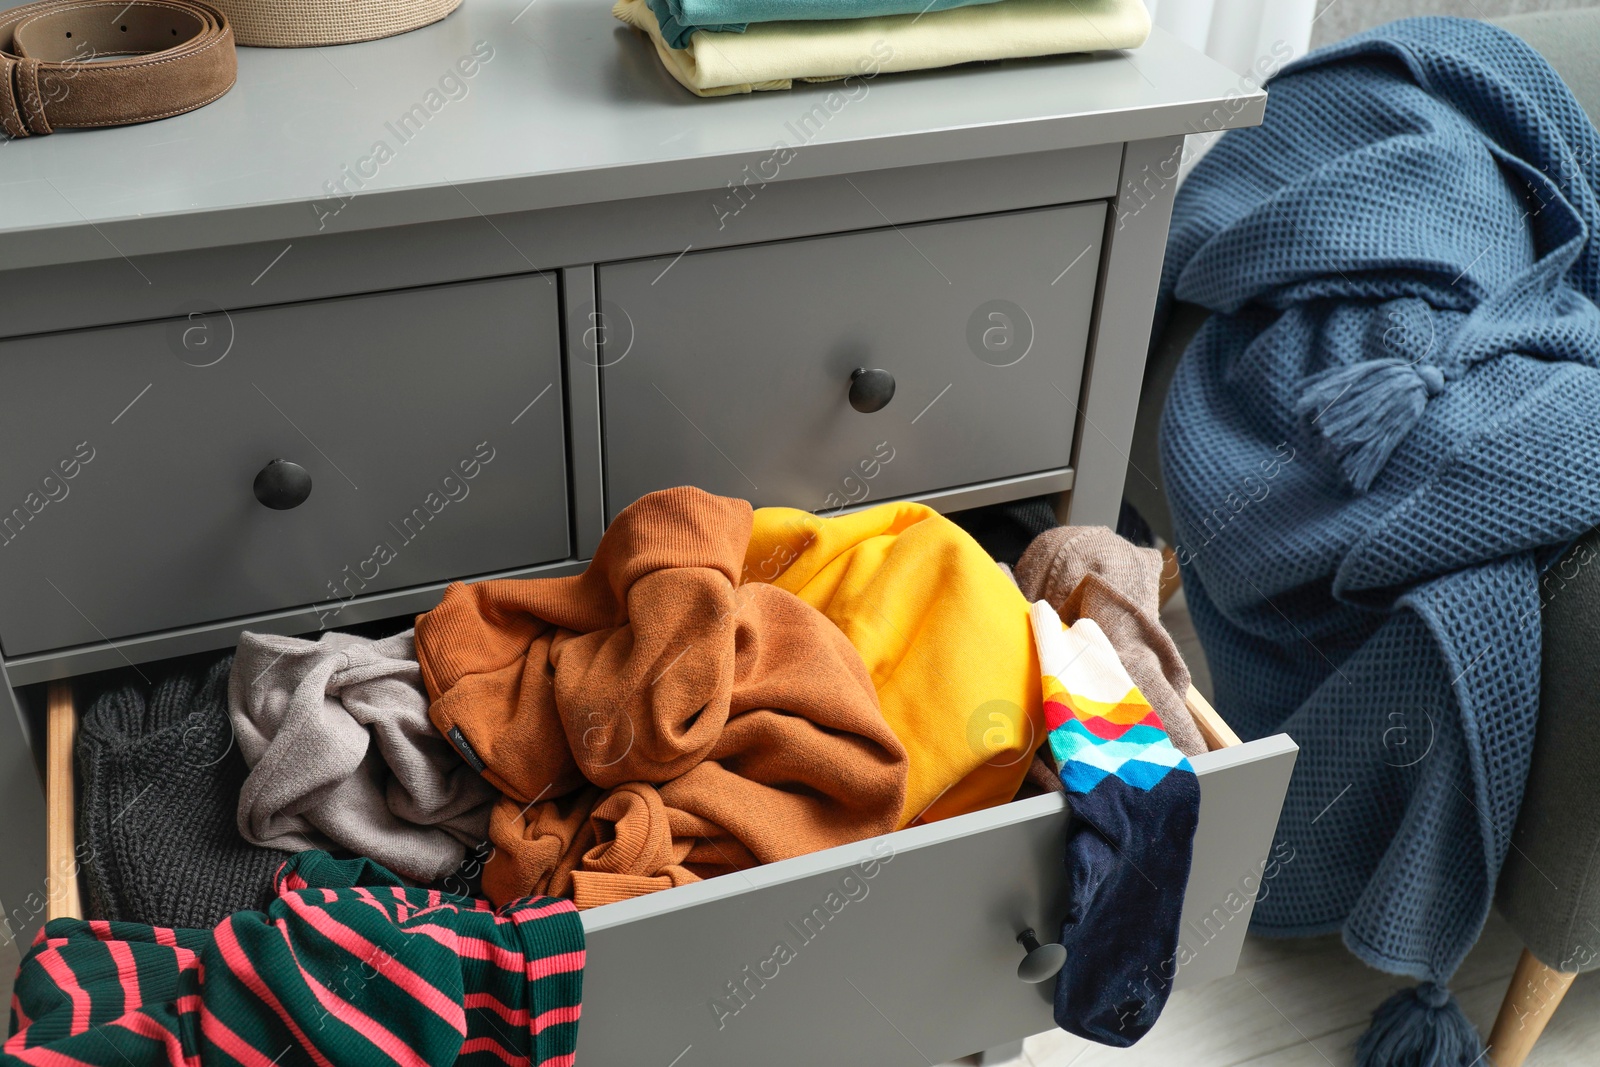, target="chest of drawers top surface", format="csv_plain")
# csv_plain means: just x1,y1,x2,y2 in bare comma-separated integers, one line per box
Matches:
0,0,1261,271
